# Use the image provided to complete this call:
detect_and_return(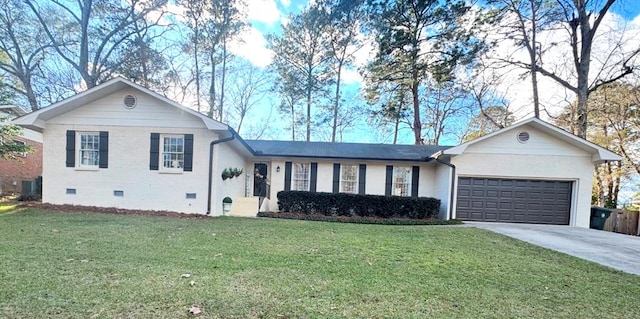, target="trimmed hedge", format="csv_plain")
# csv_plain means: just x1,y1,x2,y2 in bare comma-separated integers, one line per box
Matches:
277,191,440,219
